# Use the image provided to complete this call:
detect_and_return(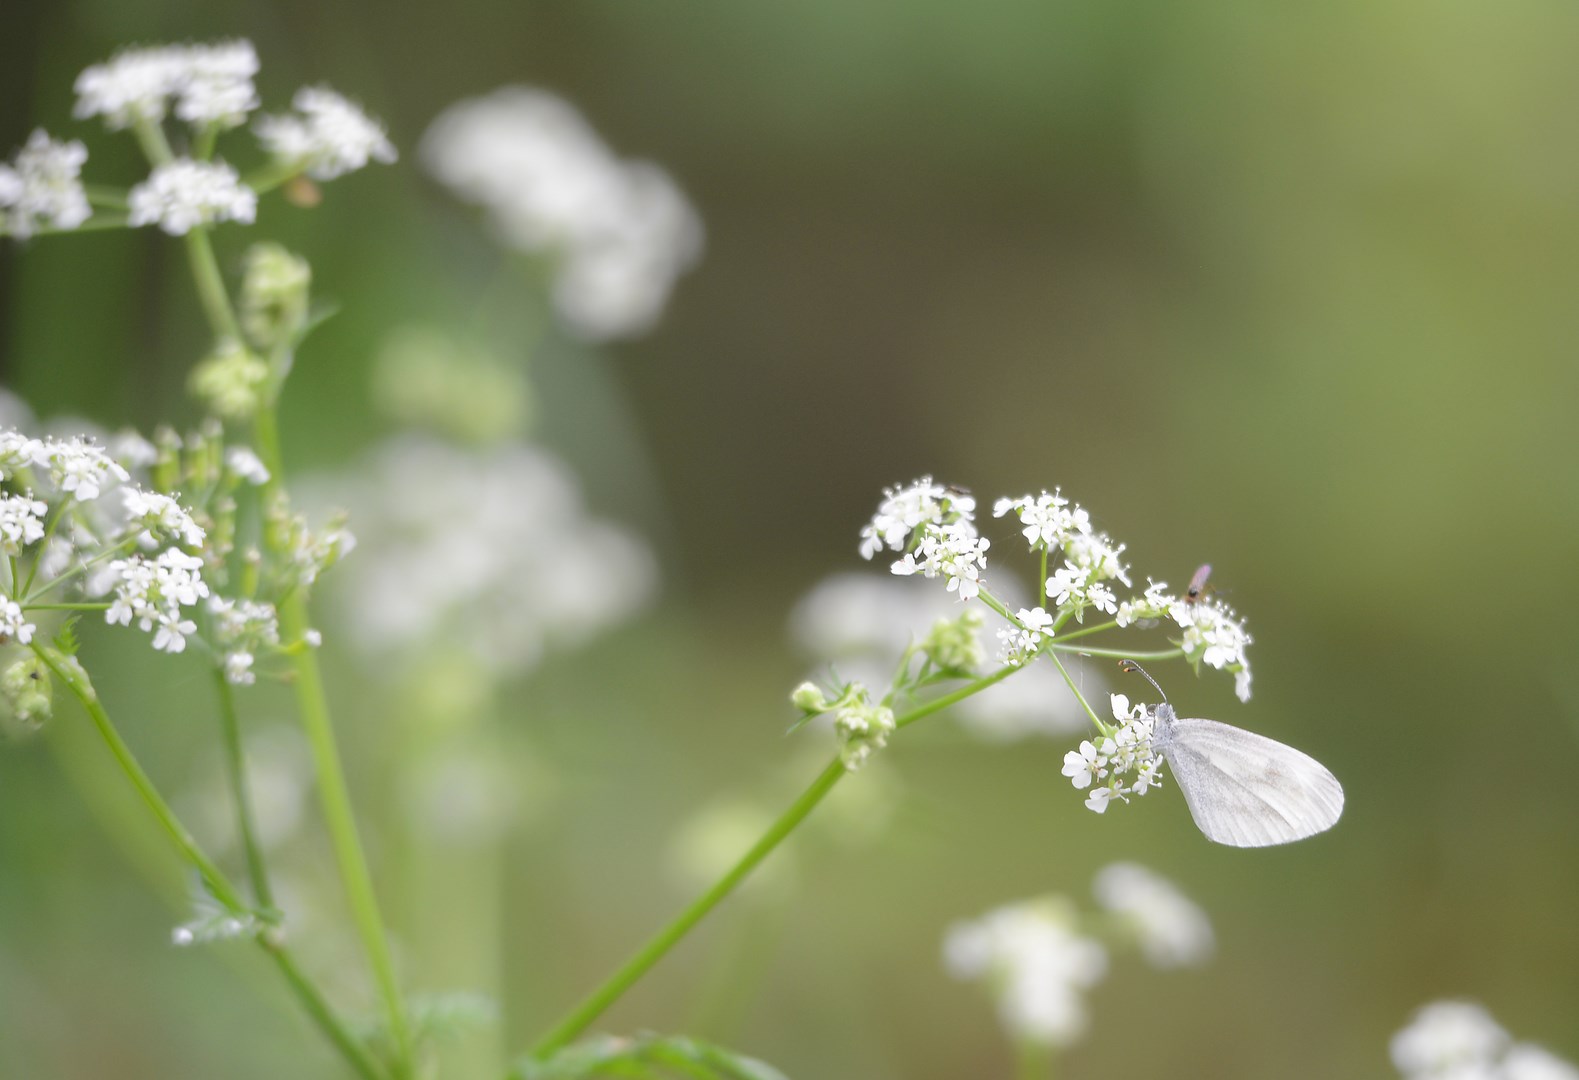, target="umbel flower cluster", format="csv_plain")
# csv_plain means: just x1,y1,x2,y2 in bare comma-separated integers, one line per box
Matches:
0,411,349,705
1391,1001,1579,1080
796,477,1253,825
1,39,393,241
943,863,1213,1048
